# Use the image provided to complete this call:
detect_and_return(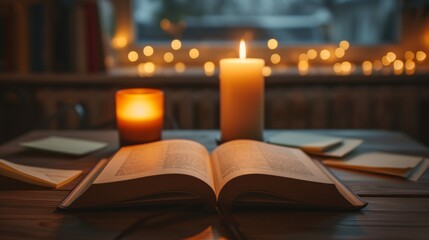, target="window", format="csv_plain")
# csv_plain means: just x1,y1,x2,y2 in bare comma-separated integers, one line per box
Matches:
132,0,400,44
104,0,428,77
